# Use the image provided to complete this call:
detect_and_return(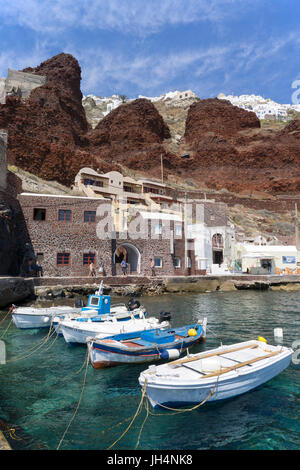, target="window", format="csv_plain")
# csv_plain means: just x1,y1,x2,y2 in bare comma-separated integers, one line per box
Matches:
154,223,162,235
58,209,71,222
174,257,181,268
83,178,95,186
90,296,100,306
95,181,103,187
57,253,70,265
175,224,182,237
36,252,44,261
186,256,192,268
154,257,162,268
84,211,96,223
83,253,95,265
33,208,46,221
